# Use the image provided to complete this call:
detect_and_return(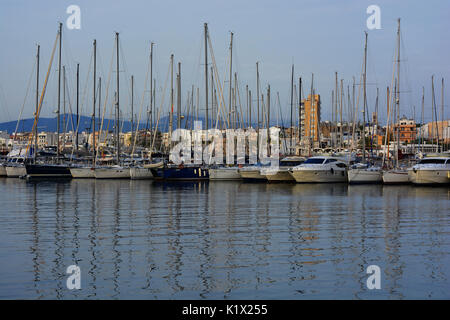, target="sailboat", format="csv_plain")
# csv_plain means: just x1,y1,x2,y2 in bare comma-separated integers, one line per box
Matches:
25,23,72,179
71,40,98,178
94,32,130,179
348,32,382,184
382,19,409,184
